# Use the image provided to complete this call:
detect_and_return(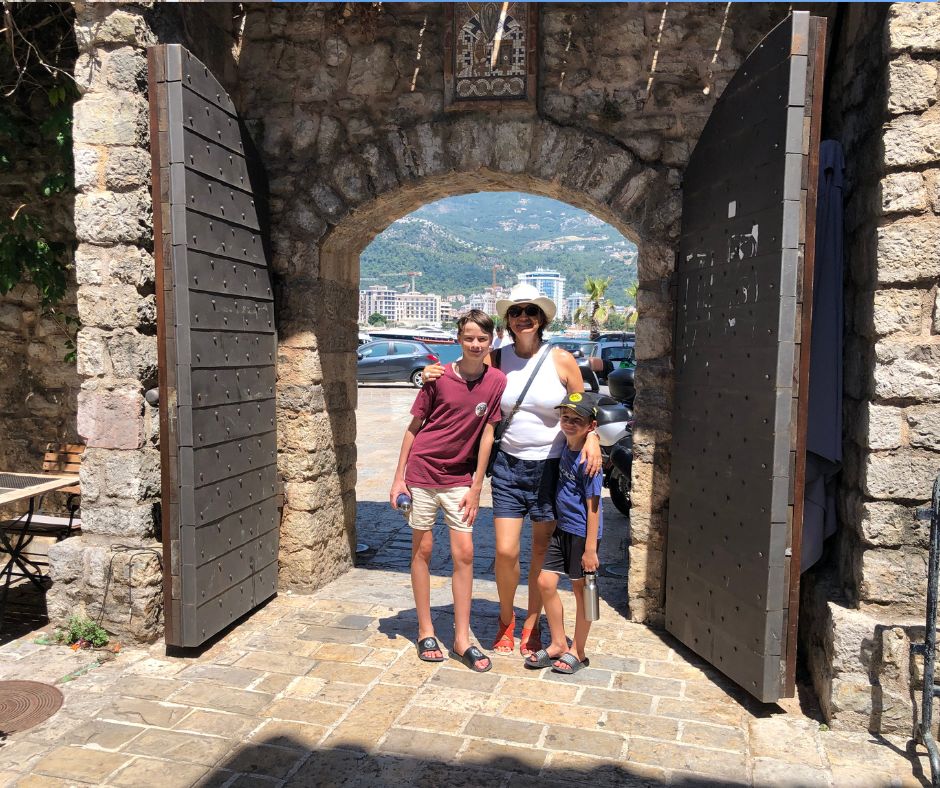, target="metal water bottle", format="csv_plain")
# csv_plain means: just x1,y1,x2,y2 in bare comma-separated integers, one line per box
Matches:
583,571,600,621
396,493,412,519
